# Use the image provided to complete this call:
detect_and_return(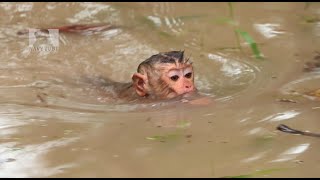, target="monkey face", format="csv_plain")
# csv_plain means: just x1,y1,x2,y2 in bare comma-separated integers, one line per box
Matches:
132,63,196,100
160,64,195,98
141,63,195,99
132,51,196,100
